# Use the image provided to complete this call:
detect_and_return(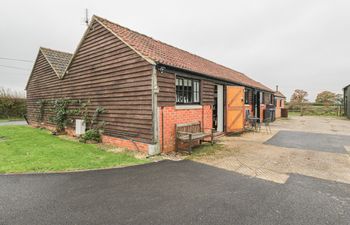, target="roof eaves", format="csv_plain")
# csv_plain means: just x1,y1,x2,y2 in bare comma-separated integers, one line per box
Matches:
93,15,156,66
158,62,273,92
25,50,41,90
61,19,95,79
